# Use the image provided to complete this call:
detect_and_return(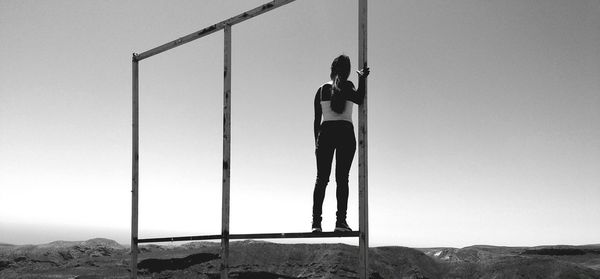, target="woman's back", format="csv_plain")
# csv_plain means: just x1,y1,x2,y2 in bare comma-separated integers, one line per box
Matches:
319,82,354,123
